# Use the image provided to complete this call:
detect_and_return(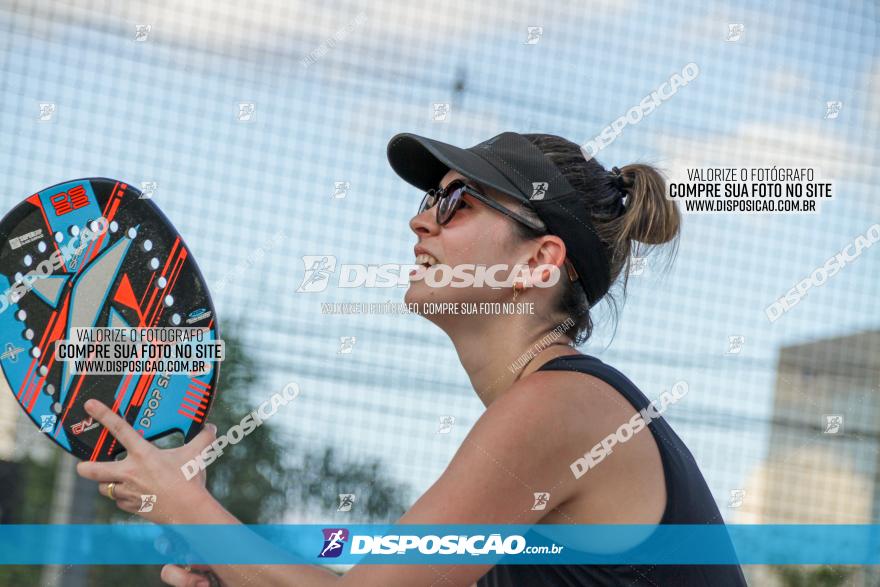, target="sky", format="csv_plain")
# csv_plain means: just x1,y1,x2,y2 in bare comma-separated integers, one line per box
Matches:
0,0,878,521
